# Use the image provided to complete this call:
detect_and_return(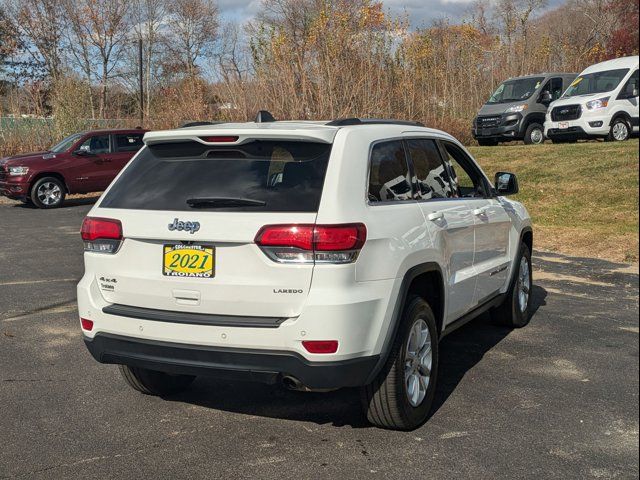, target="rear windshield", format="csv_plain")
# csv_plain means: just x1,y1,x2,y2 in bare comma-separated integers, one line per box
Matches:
99,140,331,212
